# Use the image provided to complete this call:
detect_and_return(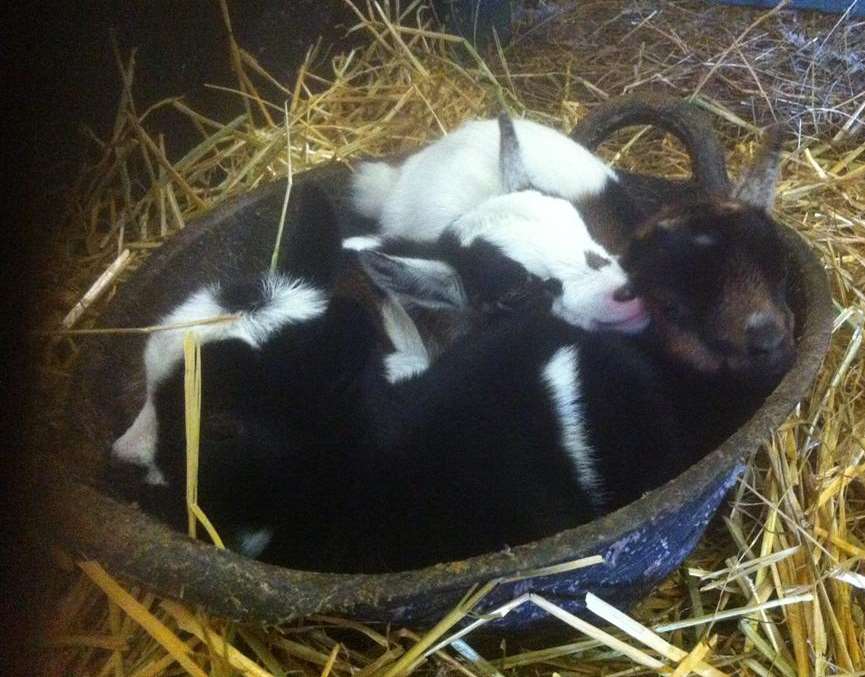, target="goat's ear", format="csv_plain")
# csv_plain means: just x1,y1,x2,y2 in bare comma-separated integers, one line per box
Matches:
731,126,783,210
280,181,343,289
498,112,532,193
356,250,467,311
